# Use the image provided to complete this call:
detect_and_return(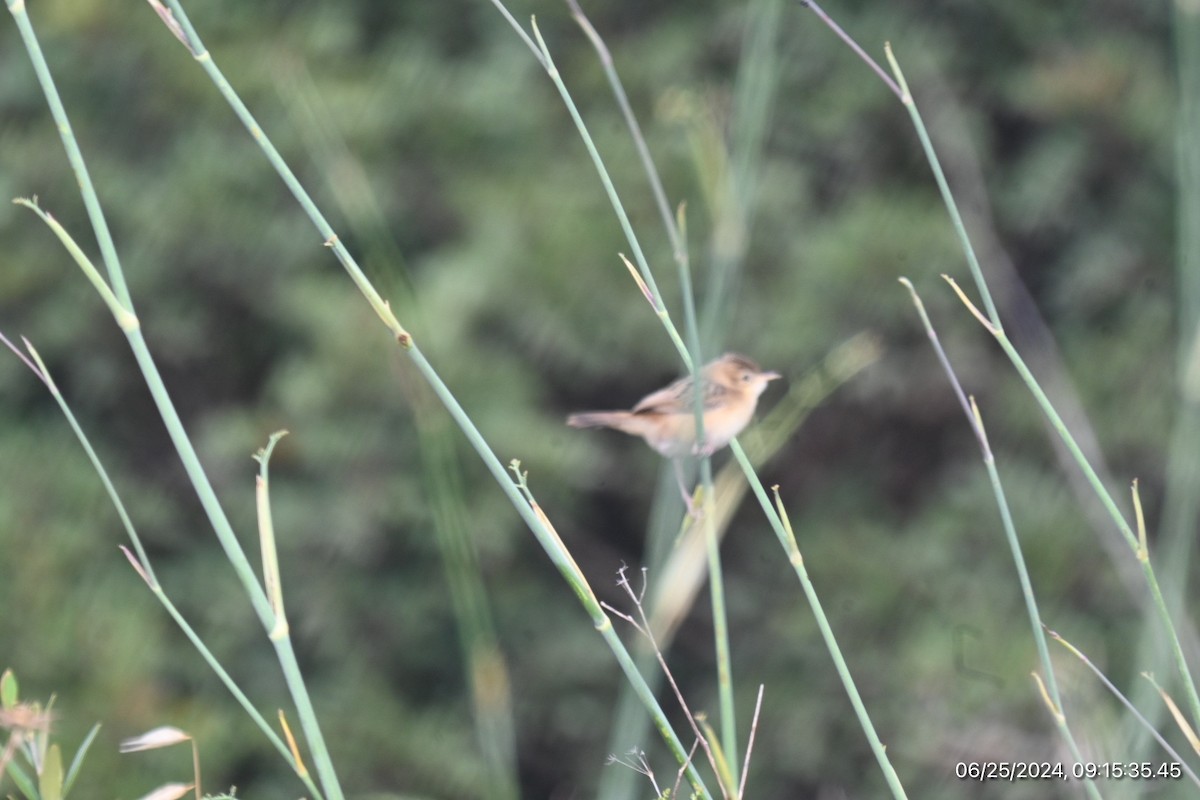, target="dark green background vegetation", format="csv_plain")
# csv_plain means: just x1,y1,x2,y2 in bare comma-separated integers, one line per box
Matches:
0,0,1187,797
